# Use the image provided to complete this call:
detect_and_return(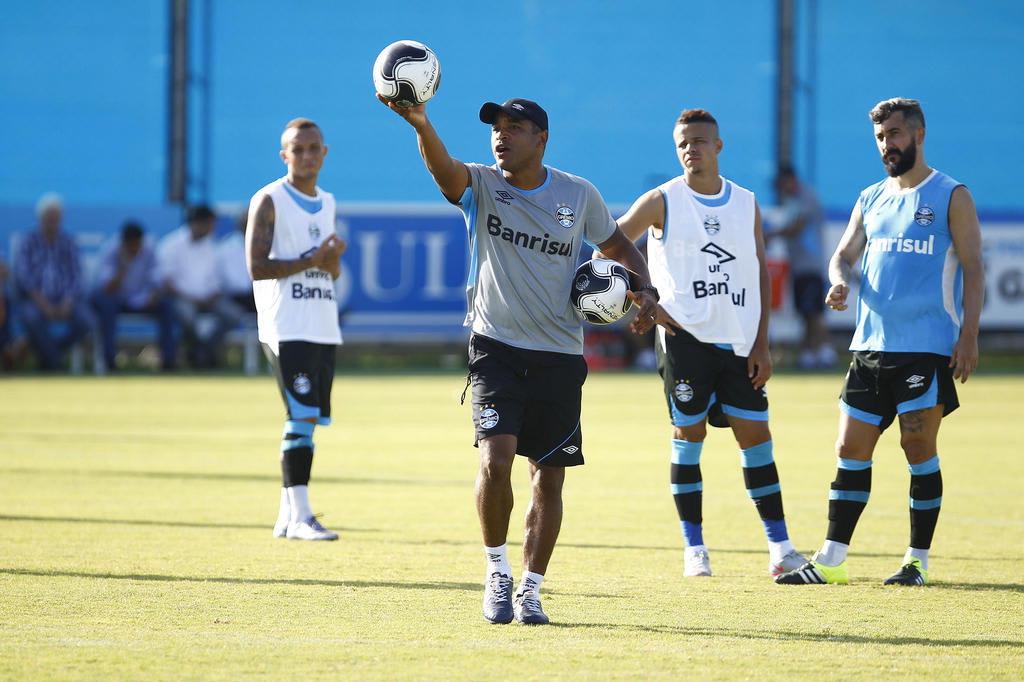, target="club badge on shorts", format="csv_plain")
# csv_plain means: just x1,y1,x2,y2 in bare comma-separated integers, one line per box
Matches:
479,406,500,429
674,381,694,403
292,373,312,395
